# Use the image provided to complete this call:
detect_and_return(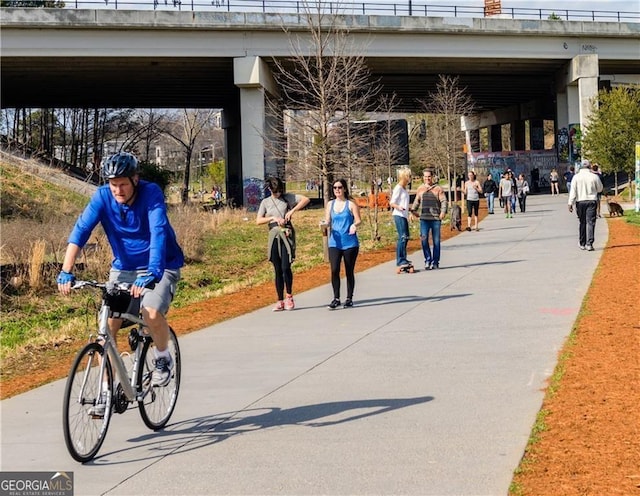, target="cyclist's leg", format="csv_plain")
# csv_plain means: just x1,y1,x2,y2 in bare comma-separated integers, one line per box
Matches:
140,269,180,387
140,269,180,352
